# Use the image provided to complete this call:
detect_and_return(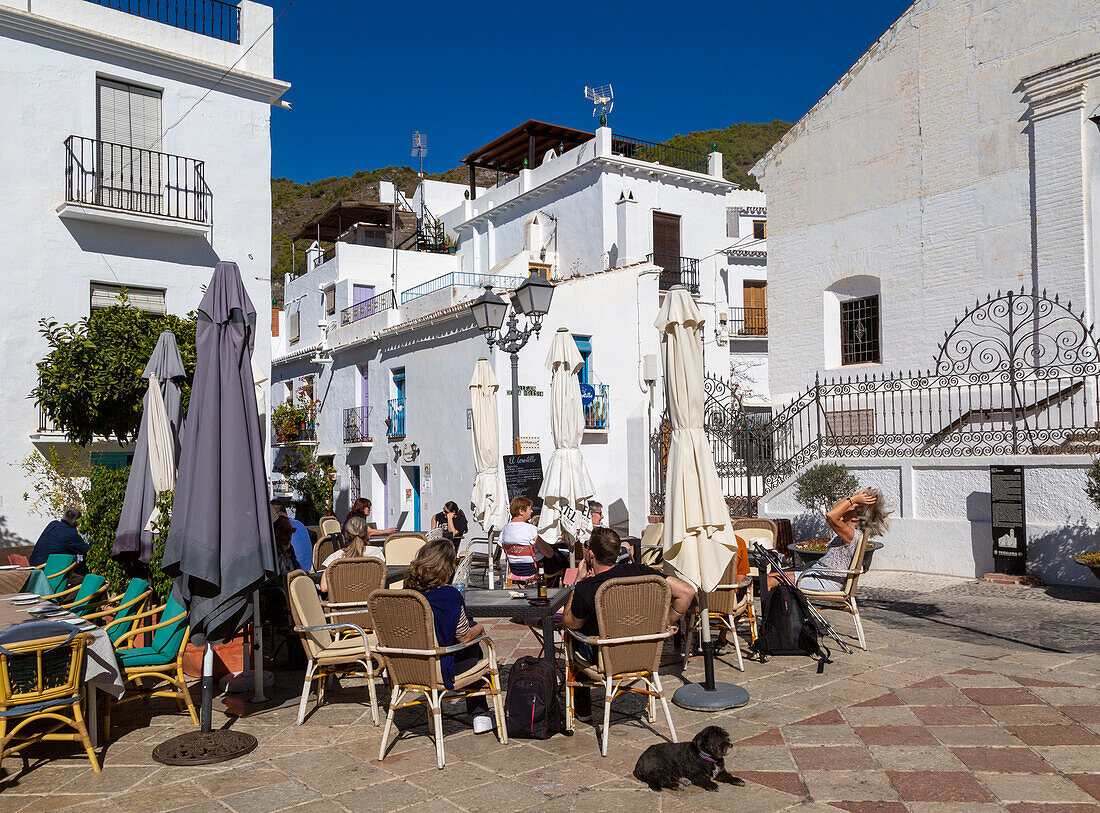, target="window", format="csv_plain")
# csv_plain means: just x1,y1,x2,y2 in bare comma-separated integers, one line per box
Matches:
573,335,592,384
288,310,300,344
97,78,163,213
324,287,336,316
726,207,740,238
90,282,166,314
753,220,767,240
350,465,361,501
742,281,767,335
840,295,881,365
